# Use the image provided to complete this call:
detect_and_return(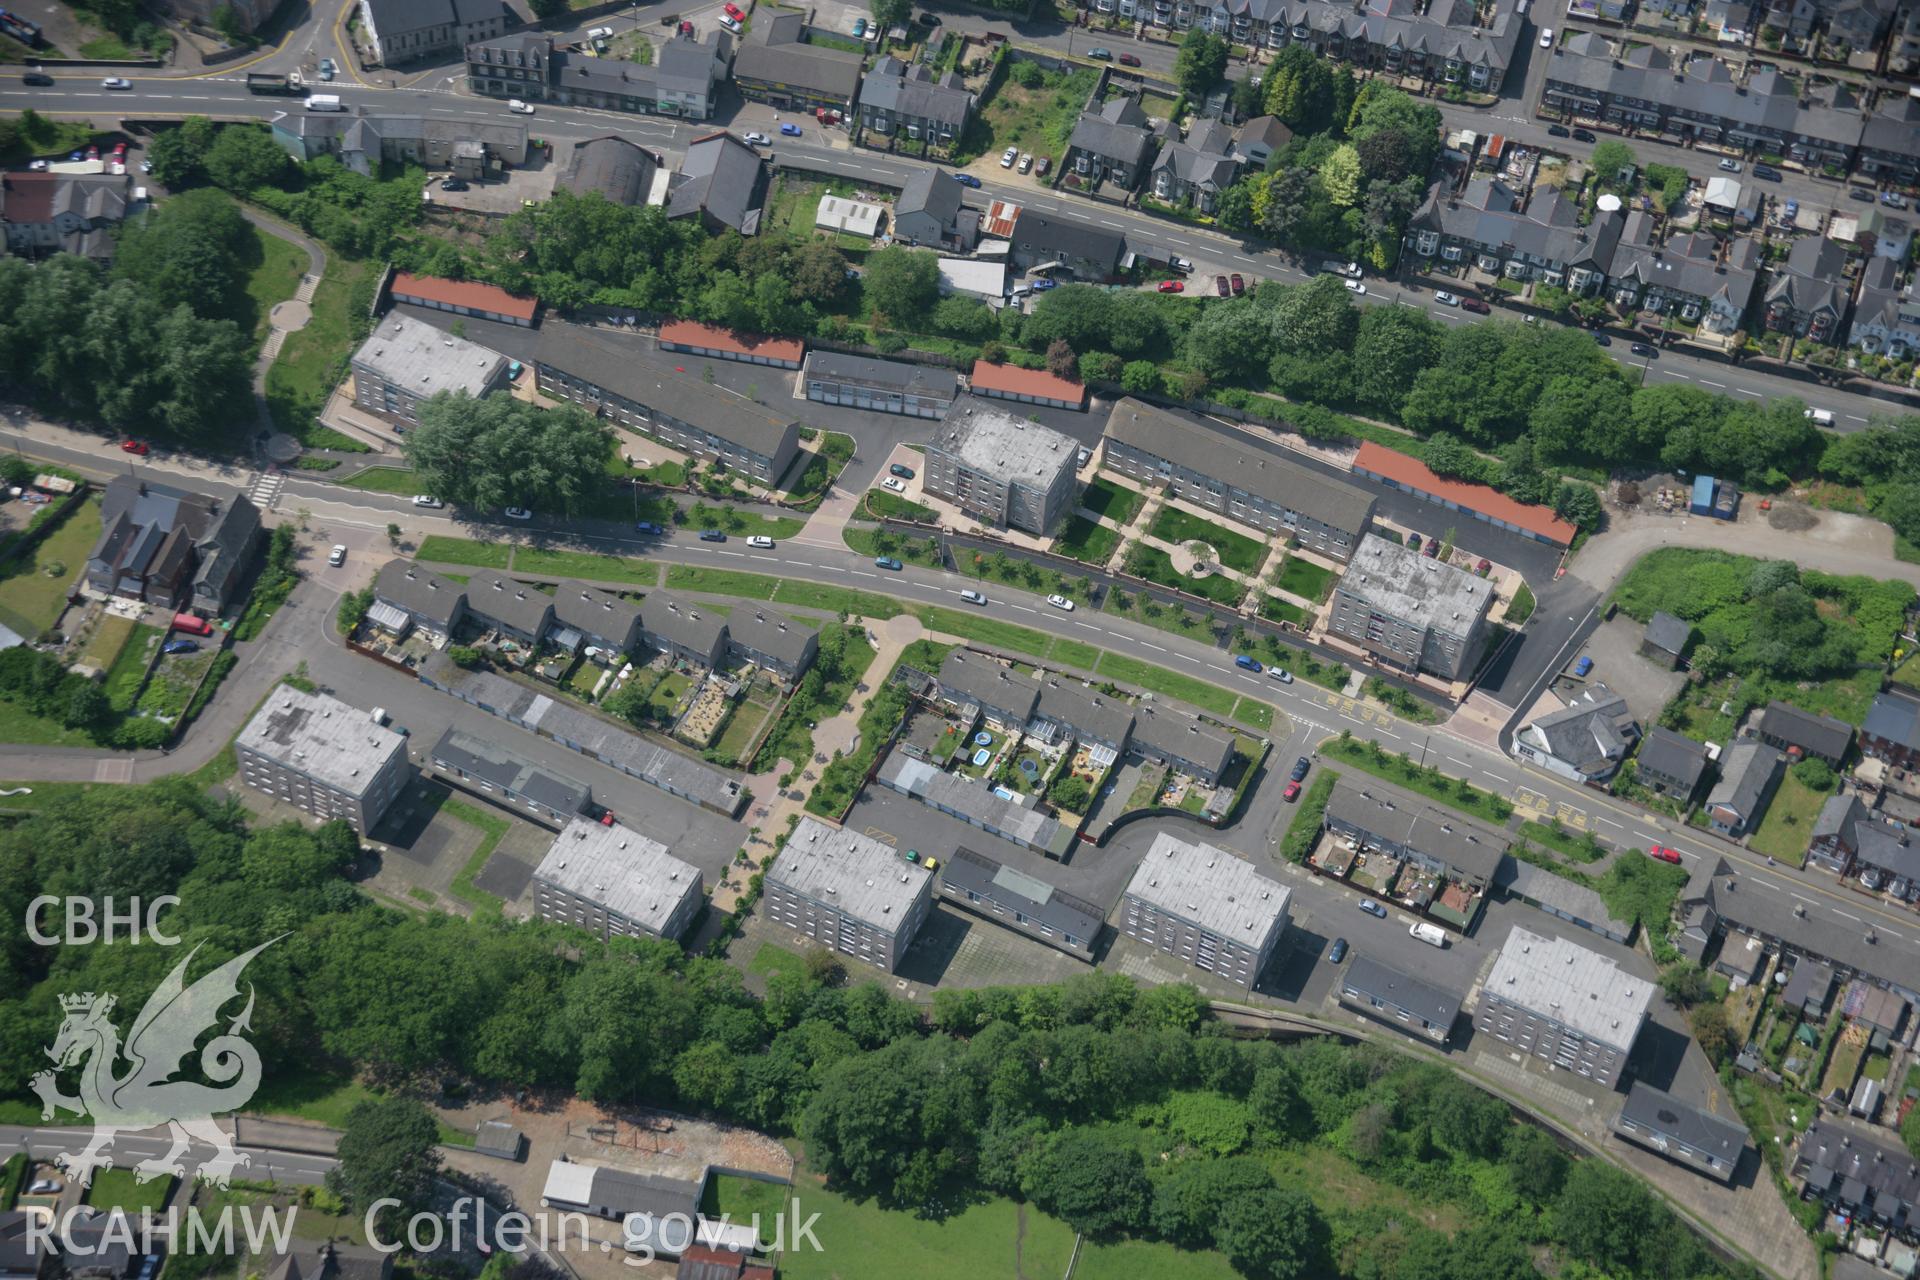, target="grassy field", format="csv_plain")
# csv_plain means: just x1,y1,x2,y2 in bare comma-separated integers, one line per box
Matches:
688,503,806,540
1105,584,1224,645
512,546,659,586
0,112,92,165
1274,555,1337,602
1094,650,1235,717
243,218,309,346
844,527,944,568
1149,506,1267,573
265,255,378,451
1233,696,1275,730
972,64,1099,161
86,1168,175,1213
1261,597,1308,626
667,564,783,599
77,613,136,673
746,942,806,983
337,465,422,496
1747,769,1829,866
1079,476,1145,524
244,1068,379,1128
704,1173,1078,1278
1126,543,1247,605
442,797,509,919
786,431,855,510
0,496,100,639
1322,736,1514,824
1053,513,1118,564
863,489,937,521
415,535,512,569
